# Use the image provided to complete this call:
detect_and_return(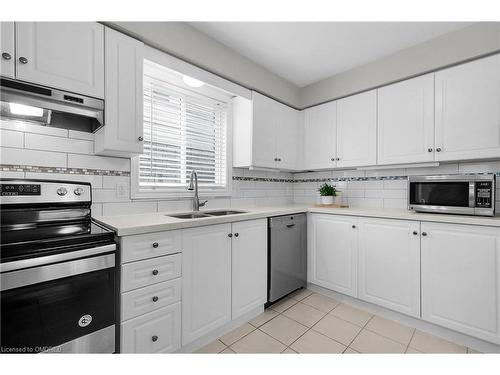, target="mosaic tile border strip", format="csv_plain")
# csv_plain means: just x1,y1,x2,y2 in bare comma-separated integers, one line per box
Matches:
232,176,295,183
0,164,130,177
